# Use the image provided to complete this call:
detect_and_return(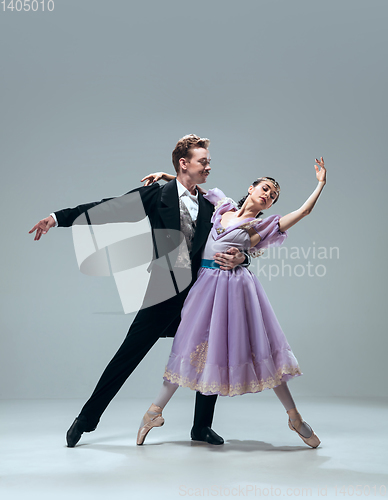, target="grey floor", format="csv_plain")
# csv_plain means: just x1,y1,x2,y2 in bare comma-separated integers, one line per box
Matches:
2,396,387,499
